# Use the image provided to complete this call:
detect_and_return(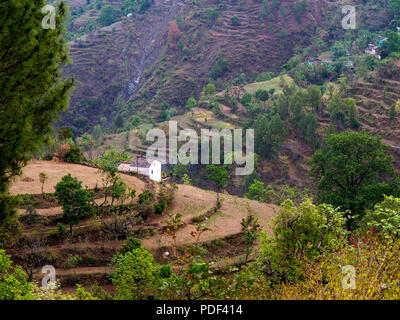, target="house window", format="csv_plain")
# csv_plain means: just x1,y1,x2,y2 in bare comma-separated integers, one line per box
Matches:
151,170,153,174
